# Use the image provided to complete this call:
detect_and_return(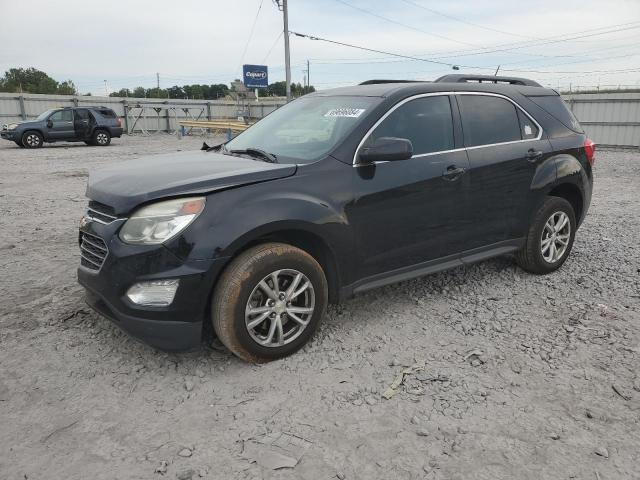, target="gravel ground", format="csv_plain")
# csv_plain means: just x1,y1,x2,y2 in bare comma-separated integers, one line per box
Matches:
0,135,638,480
